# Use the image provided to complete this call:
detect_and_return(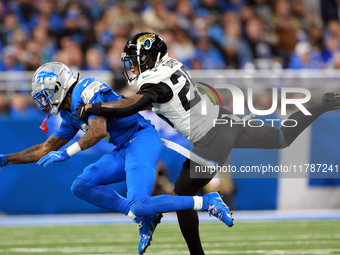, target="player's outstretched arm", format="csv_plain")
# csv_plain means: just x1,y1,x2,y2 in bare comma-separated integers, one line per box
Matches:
2,135,69,166
76,94,153,121
37,117,107,167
